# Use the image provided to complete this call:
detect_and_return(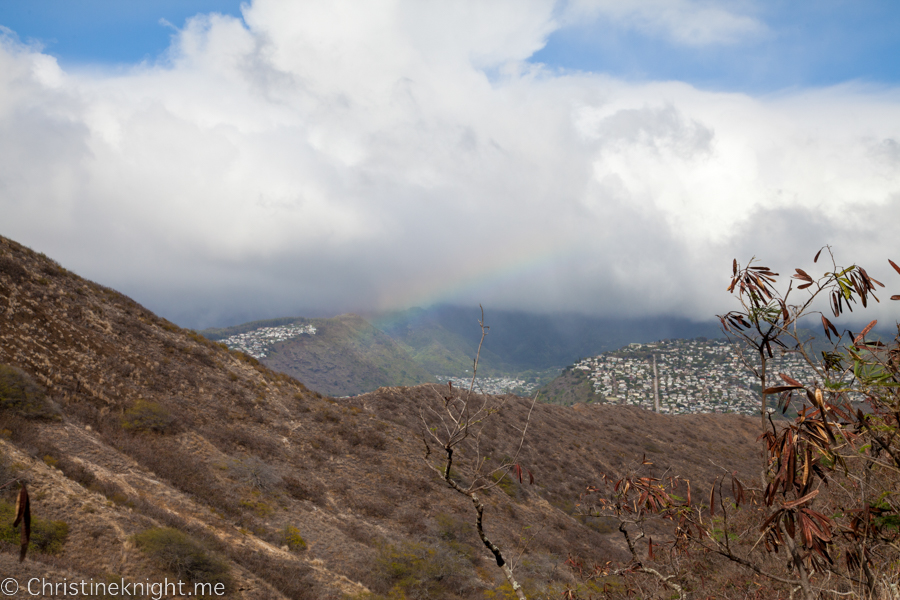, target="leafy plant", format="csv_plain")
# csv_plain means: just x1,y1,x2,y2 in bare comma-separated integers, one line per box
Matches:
133,527,230,589
571,249,900,600
121,400,176,434
280,524,307,551
0,364,58,419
